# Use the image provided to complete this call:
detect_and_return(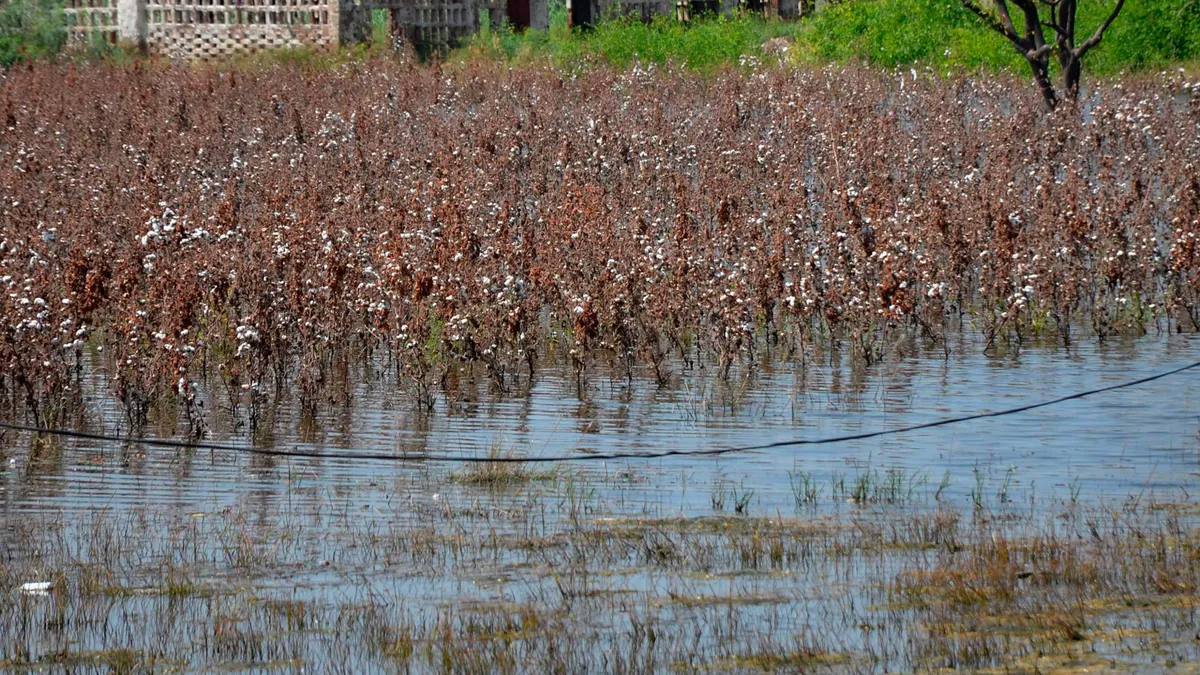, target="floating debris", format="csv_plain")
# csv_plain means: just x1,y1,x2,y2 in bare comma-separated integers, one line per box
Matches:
20,581,51,596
